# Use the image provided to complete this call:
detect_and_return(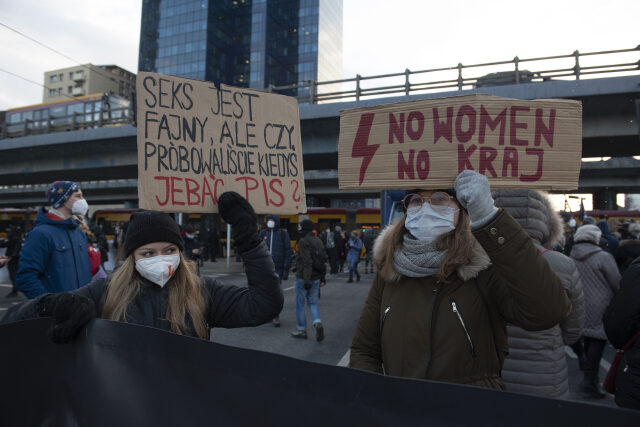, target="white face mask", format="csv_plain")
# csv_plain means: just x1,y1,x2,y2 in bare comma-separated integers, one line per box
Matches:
267,220,275,229
135,254,180,287
405,203,456,243
70,198,89,216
